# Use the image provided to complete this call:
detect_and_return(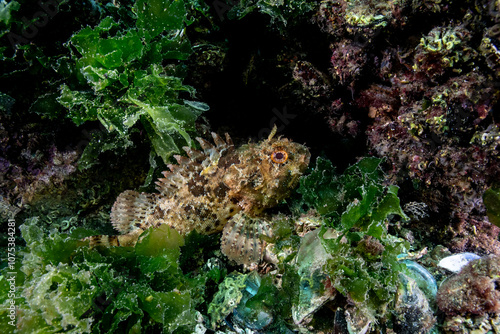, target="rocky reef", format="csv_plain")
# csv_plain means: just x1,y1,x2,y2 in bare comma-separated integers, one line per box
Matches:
291,0,500,259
